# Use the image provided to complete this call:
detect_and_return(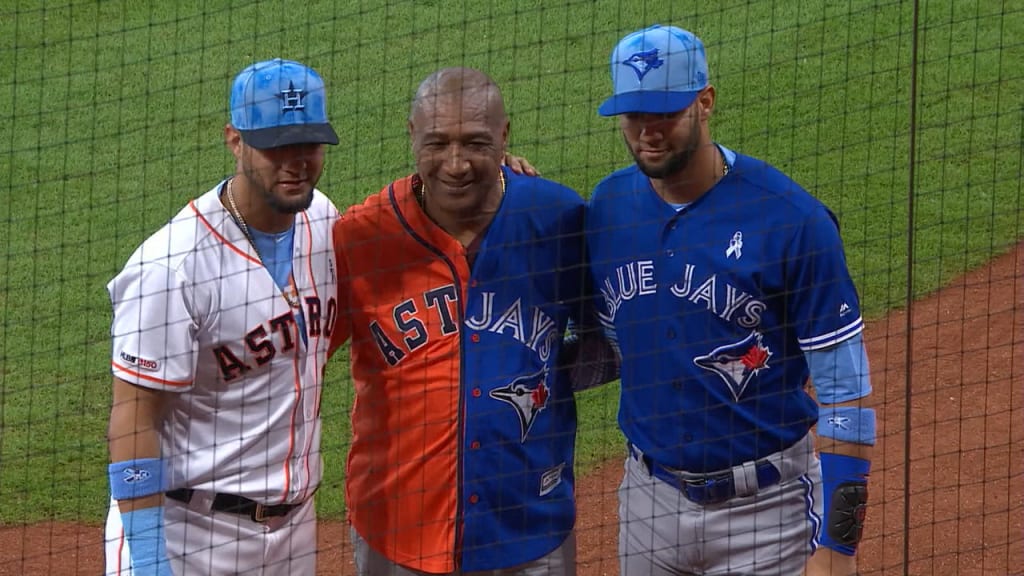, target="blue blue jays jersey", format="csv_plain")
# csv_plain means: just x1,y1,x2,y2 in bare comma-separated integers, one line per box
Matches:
586,147,864,472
